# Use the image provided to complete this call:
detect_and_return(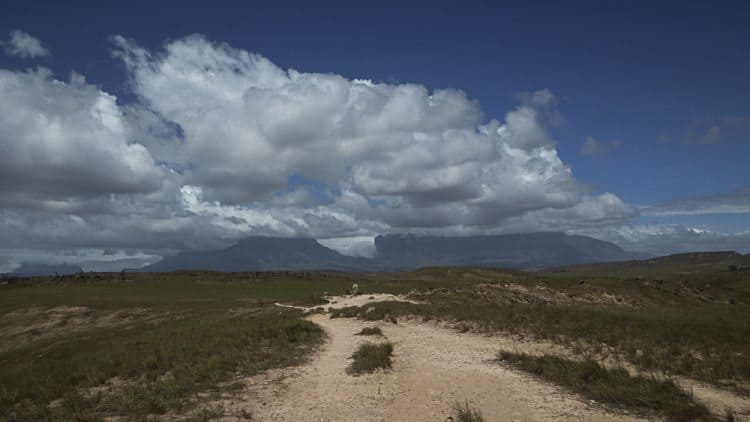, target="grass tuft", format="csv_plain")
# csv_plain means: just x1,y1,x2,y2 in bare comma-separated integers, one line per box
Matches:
348,342,393,375
453,400,485,422
186,404,225,422
355,326,383,336
497,352,711,421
